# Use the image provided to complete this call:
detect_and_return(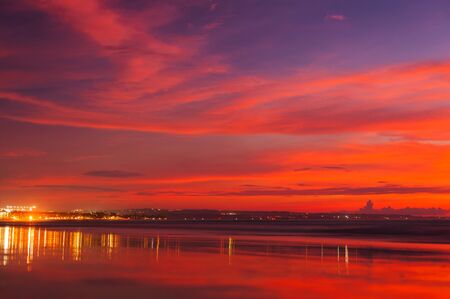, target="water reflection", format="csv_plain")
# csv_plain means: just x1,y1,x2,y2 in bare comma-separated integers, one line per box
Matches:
0,227,123,266
1,226,448,269
0,226,449,299
0,226,369,269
